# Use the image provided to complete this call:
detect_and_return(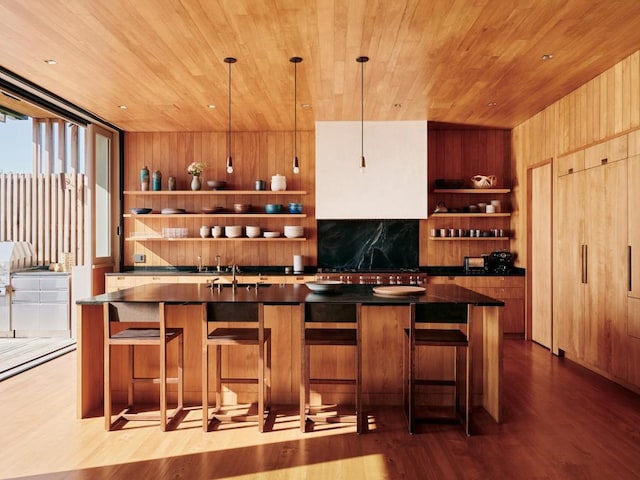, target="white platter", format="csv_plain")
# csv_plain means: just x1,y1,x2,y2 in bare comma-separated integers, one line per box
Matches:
305,280,343,293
